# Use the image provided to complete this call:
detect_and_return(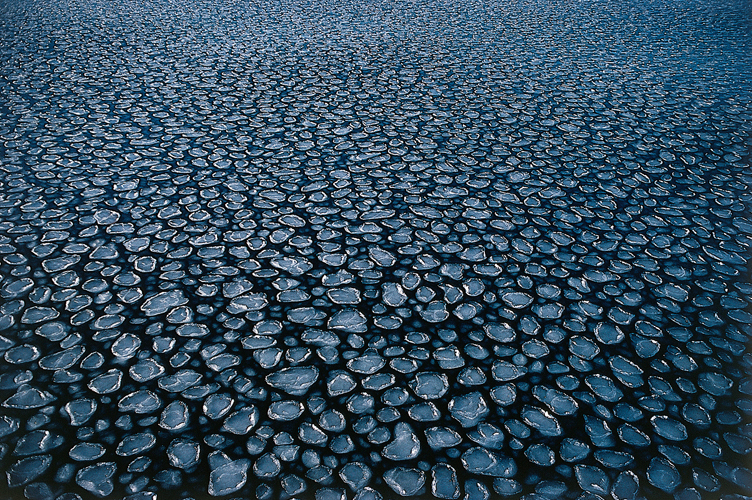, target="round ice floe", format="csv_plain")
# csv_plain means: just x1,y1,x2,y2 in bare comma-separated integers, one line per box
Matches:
116,432,156,456
268,401,304,422
410,372,449,400
339,462,372,490
168,439,200,469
